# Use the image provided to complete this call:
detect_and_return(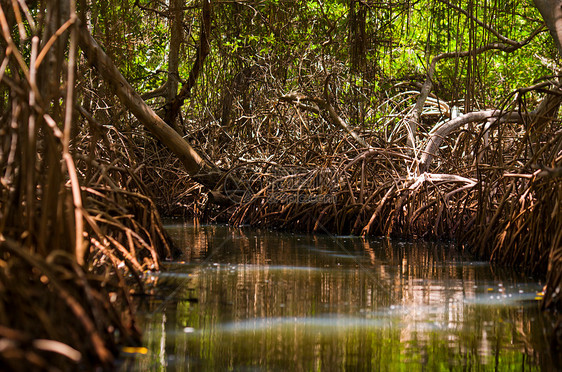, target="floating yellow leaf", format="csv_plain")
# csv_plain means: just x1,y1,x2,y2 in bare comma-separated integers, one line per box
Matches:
121,346,148,355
